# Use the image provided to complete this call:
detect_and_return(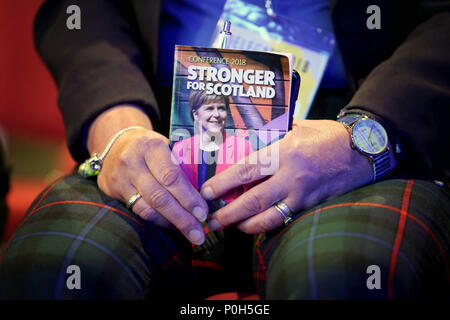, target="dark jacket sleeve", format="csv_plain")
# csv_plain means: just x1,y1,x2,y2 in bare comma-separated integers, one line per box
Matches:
343,12,450,182
34,0,161,163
